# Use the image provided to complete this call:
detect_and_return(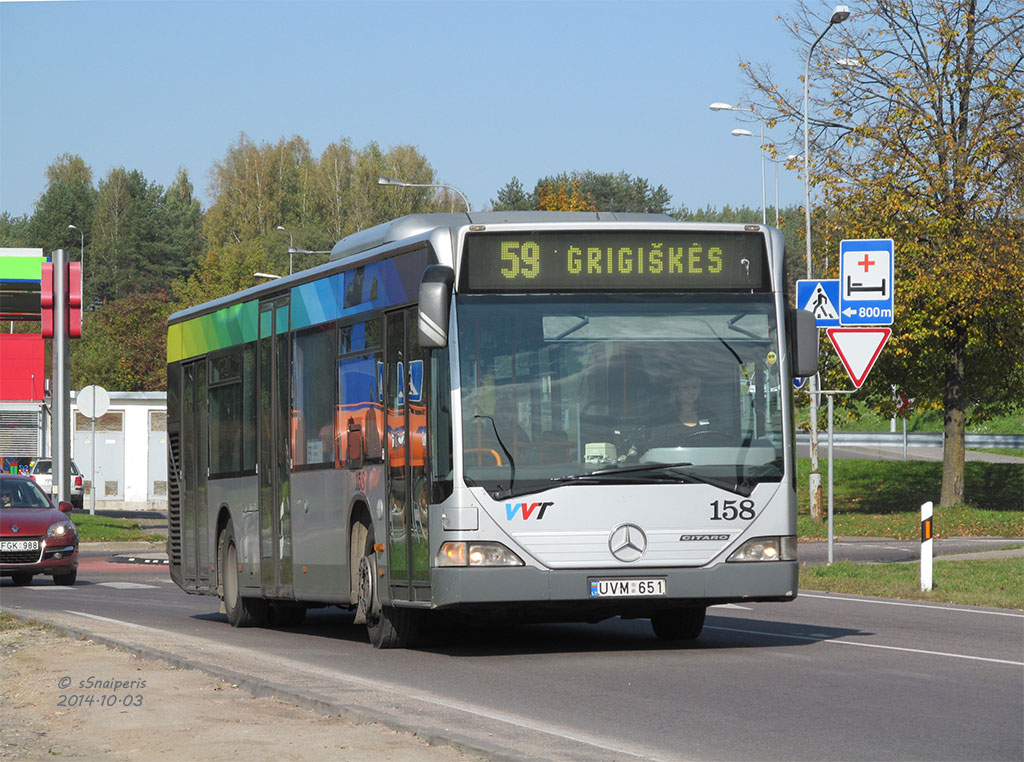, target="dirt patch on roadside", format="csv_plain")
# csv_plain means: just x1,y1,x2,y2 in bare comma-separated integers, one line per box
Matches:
1,621,481,761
